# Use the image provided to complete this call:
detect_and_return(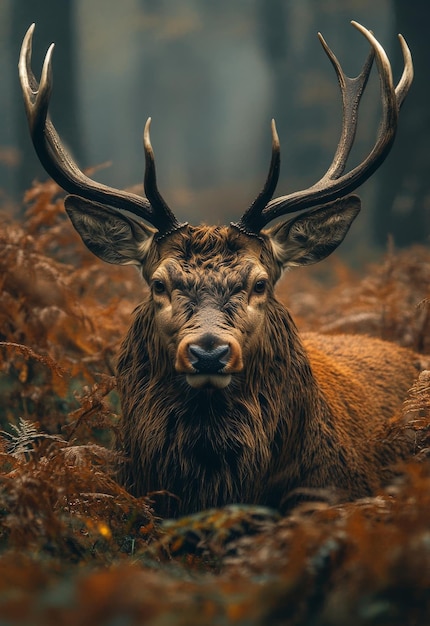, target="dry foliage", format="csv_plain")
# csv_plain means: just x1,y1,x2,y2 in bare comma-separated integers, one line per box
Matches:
0,179,429,625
